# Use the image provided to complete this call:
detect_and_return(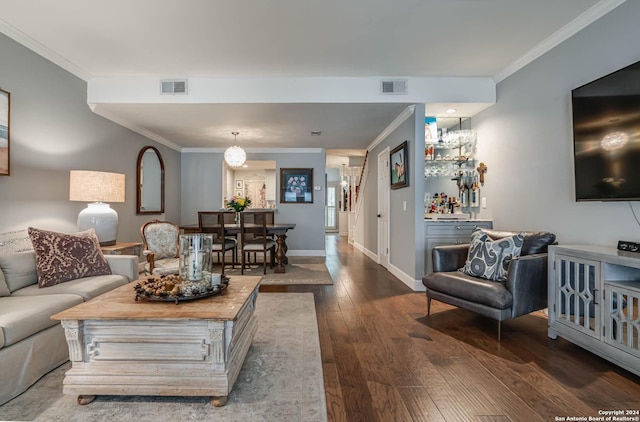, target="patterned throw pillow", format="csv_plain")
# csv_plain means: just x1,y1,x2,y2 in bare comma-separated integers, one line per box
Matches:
0,229,33,254
460,228,524,282
28,227,111,288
